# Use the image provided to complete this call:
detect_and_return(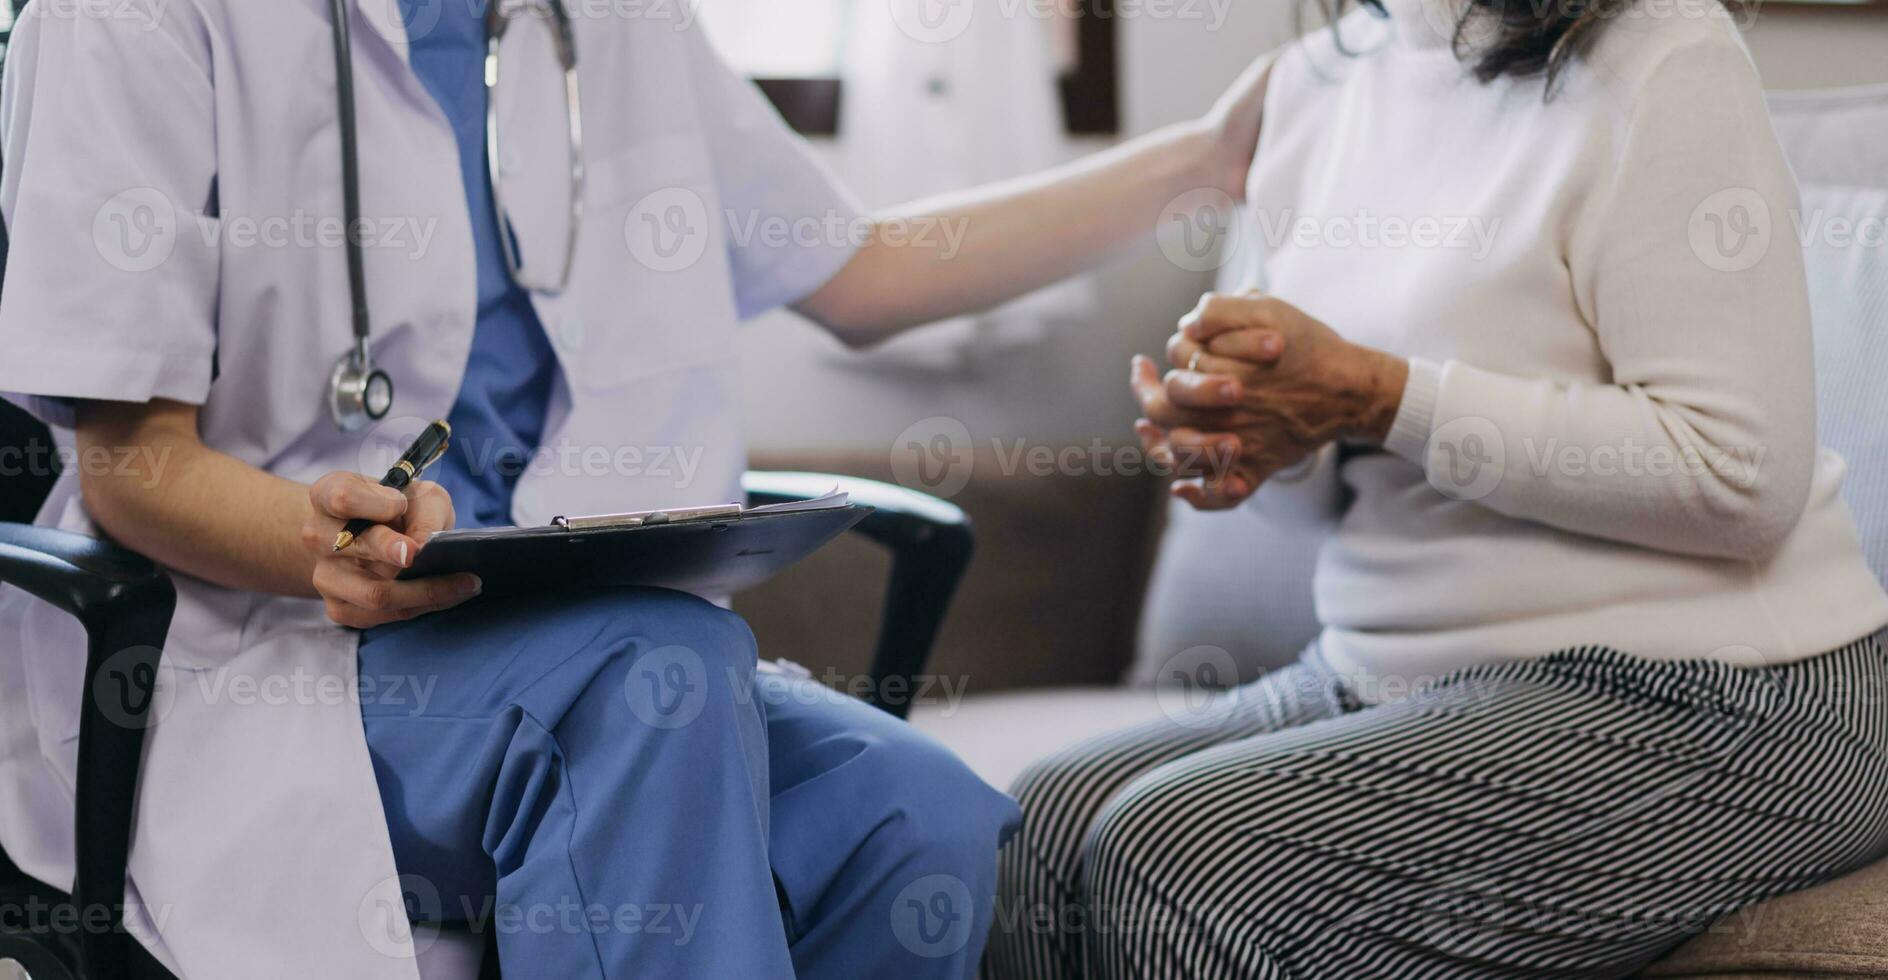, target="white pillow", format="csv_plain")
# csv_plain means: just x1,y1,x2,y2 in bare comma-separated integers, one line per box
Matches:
1768,85,1888,582
1767,85,1888,191
1129,494,1324,688
1800,183,1888,583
